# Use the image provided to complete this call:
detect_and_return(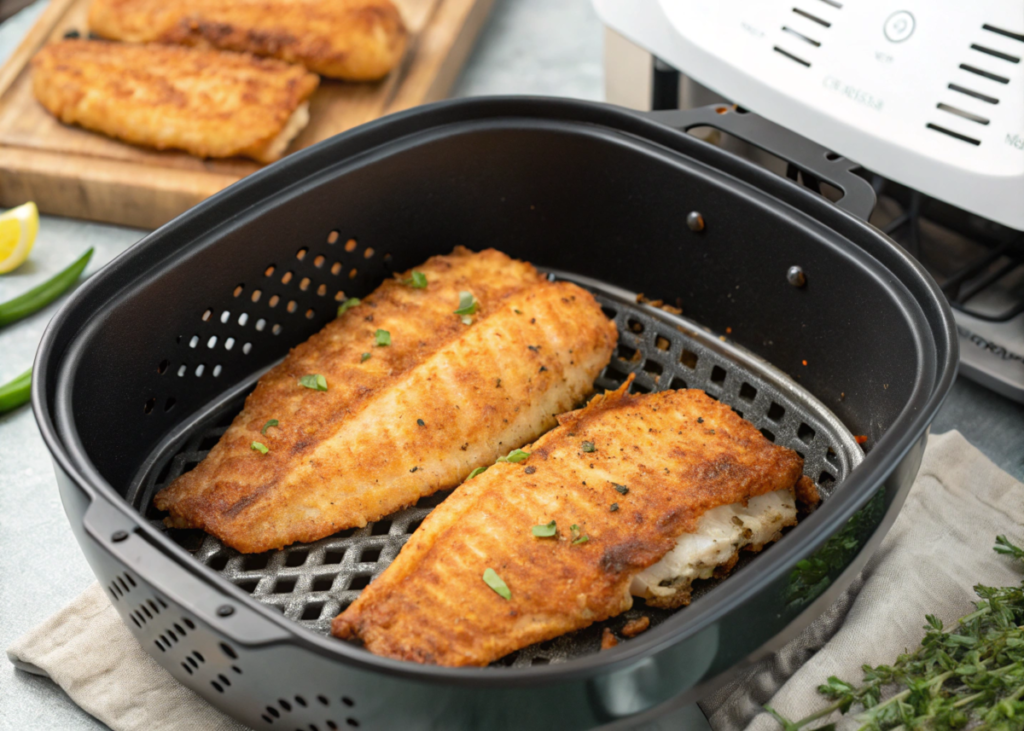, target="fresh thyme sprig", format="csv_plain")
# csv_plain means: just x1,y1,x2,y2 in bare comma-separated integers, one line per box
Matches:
767,535,1024,731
